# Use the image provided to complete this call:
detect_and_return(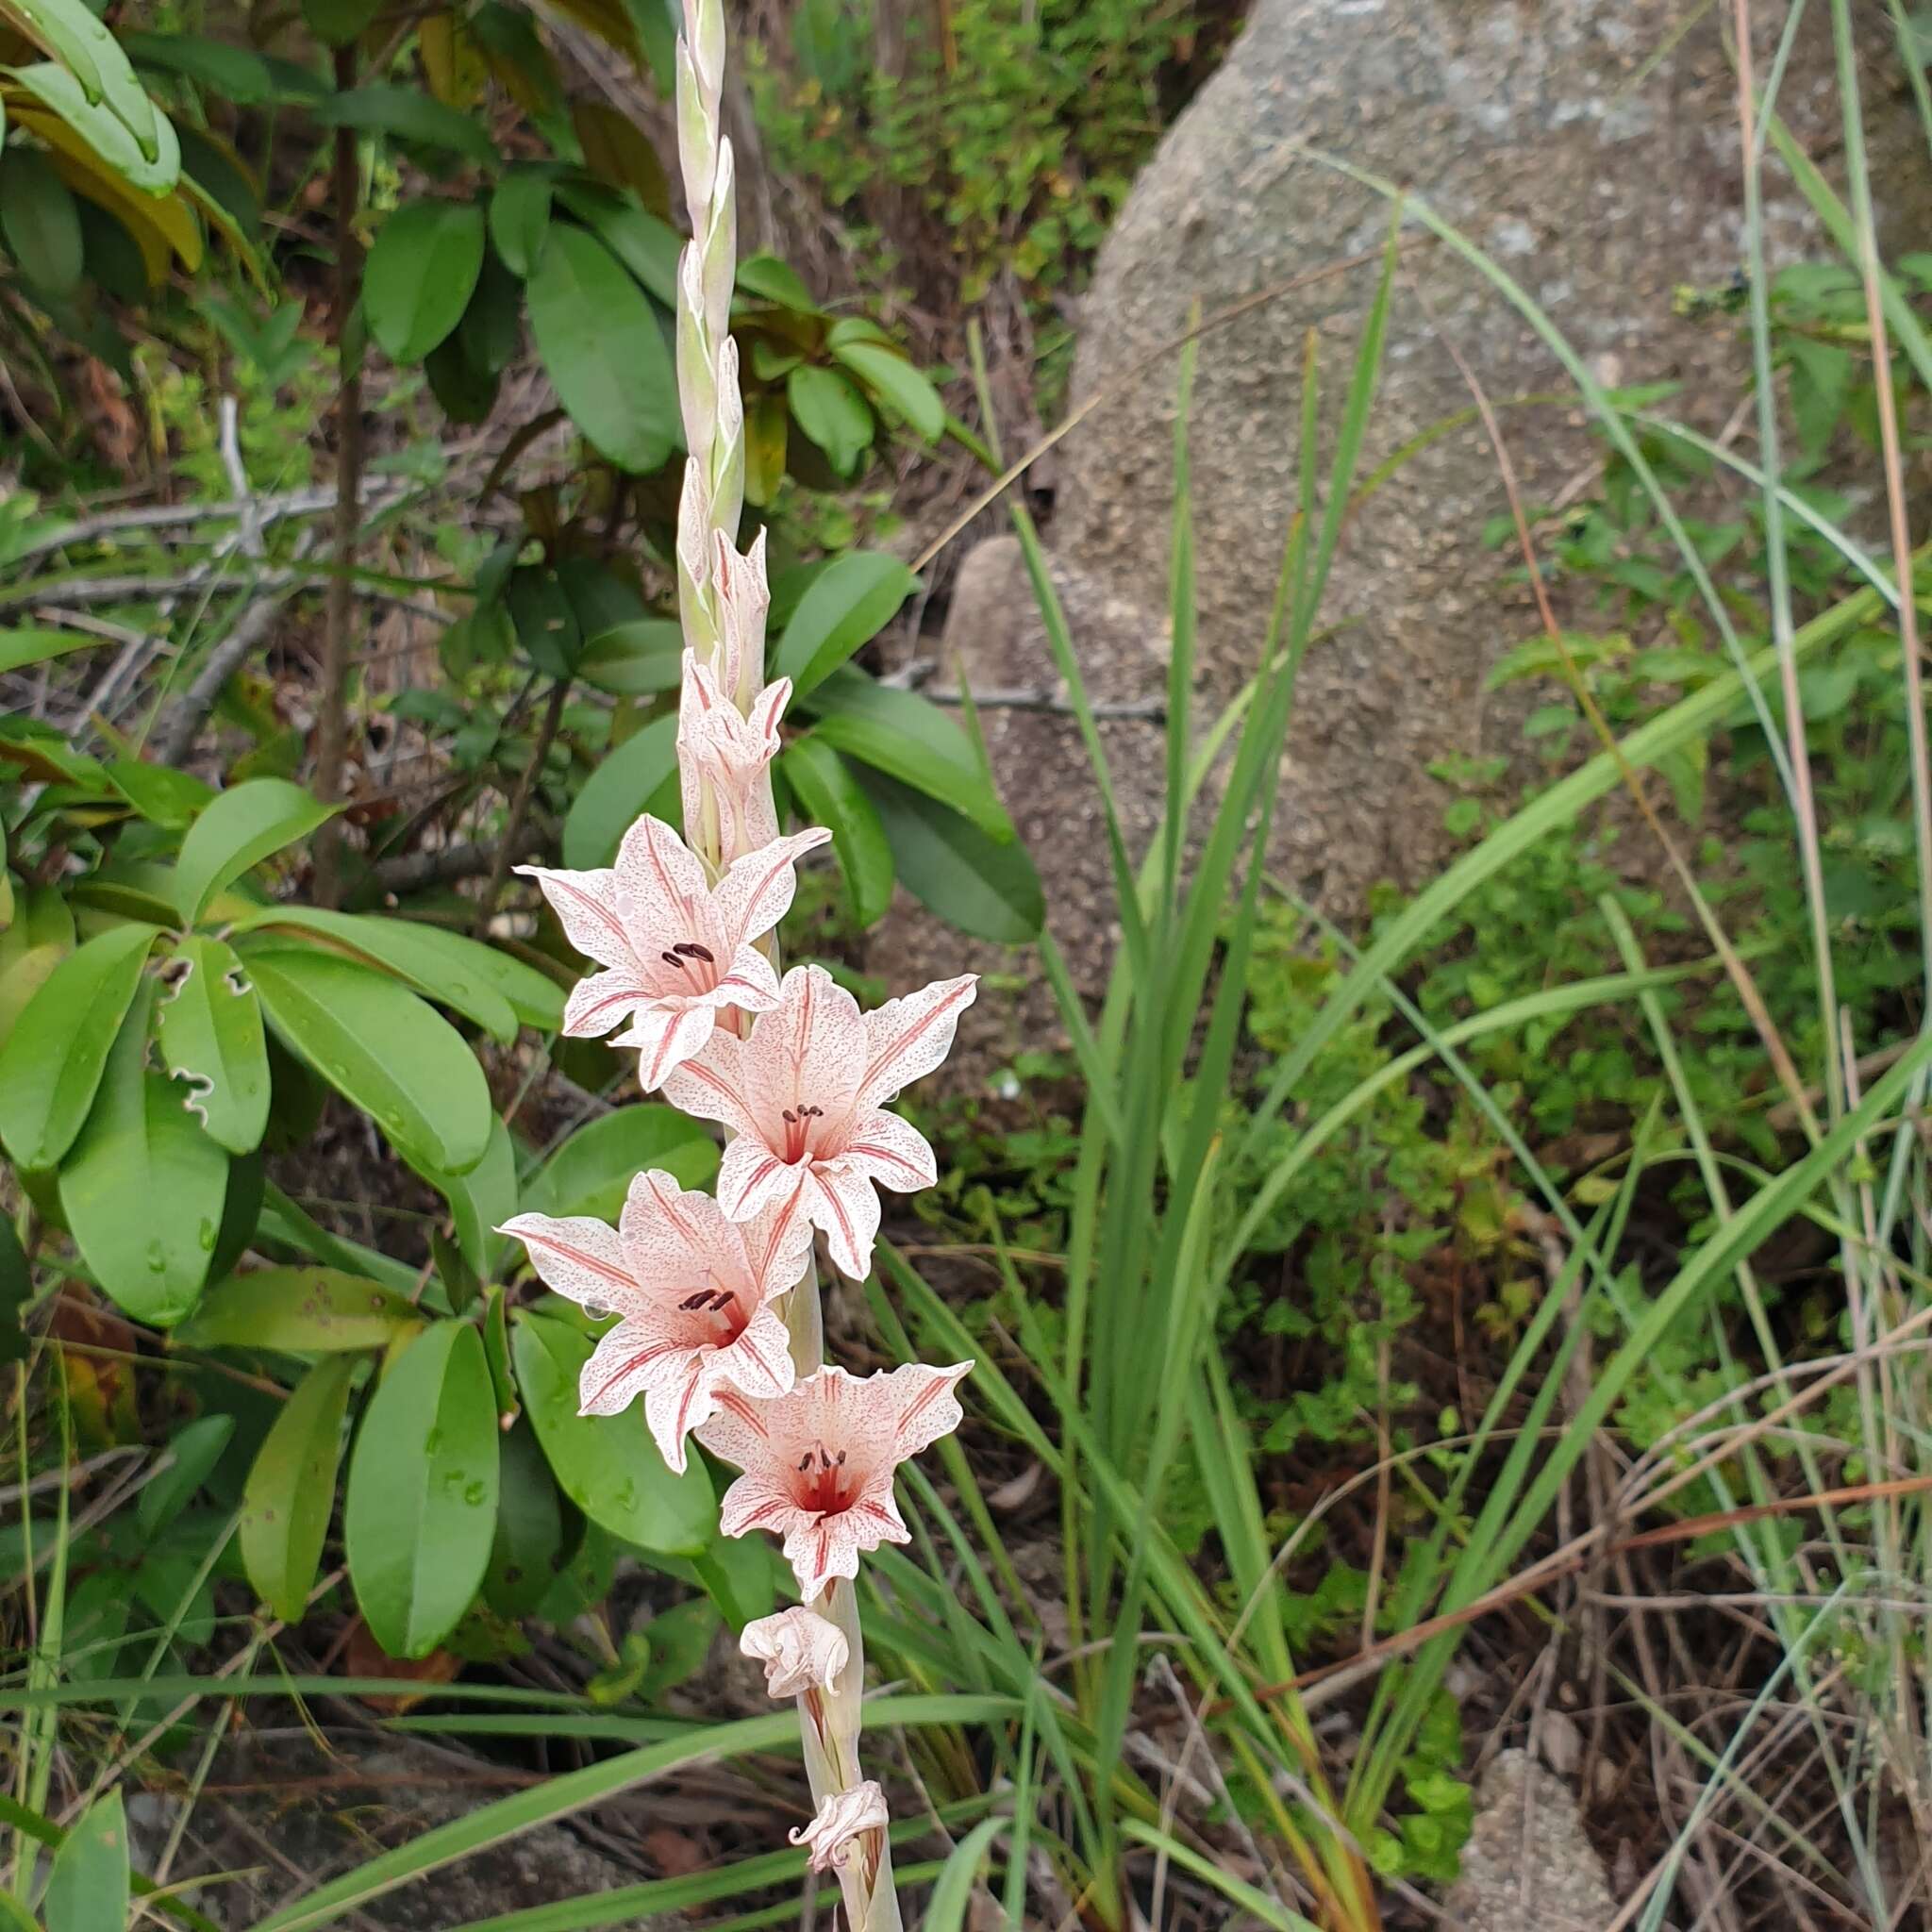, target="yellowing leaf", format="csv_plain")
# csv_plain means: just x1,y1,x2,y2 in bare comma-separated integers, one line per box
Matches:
14,105,201,278
571,100,667,218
